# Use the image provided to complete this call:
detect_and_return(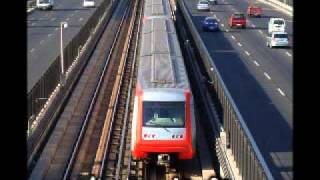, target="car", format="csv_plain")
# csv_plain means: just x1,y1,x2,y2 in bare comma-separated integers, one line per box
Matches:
83,0,95,8
197,0,210,11
266,32,289,48
229,13,246,28
202,17,219,31
247,5,262,17
208,0,218,5
268,18,285,34
36,0,54,10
